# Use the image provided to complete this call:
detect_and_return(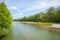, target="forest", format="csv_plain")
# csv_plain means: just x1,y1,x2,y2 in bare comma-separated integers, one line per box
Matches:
14,6,60,23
